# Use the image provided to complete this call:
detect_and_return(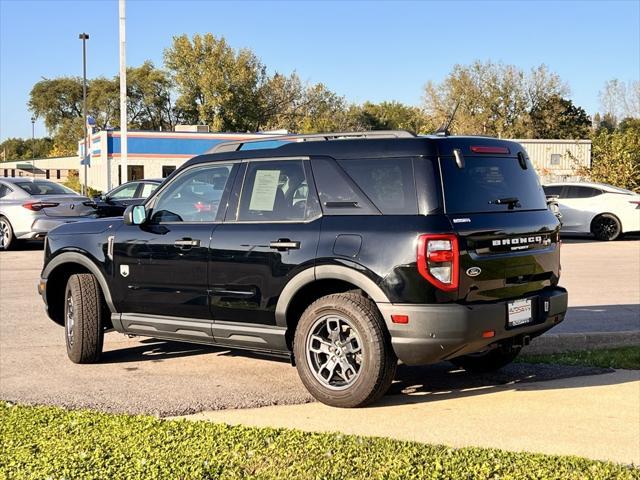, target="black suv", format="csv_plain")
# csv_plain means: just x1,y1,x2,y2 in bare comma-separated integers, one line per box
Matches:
39,131,568,407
